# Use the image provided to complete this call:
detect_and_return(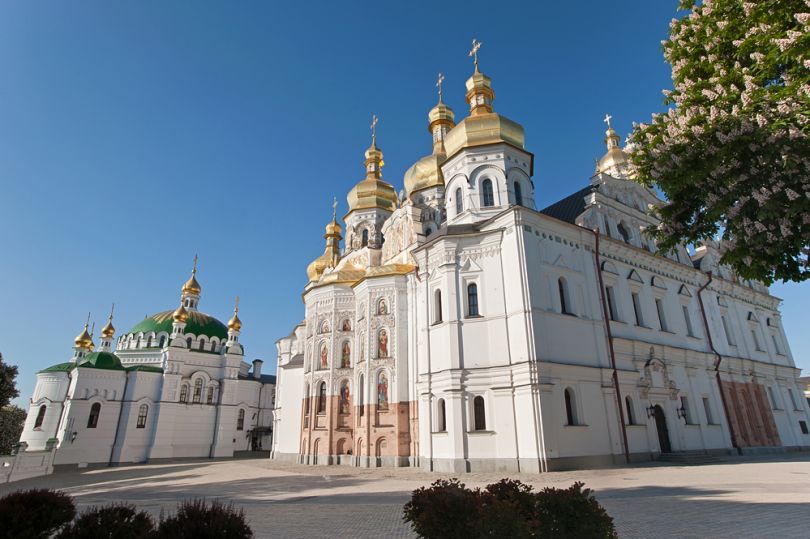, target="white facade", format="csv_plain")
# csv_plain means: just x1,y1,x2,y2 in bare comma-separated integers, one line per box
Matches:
19,271,276,468
272,61,810,472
